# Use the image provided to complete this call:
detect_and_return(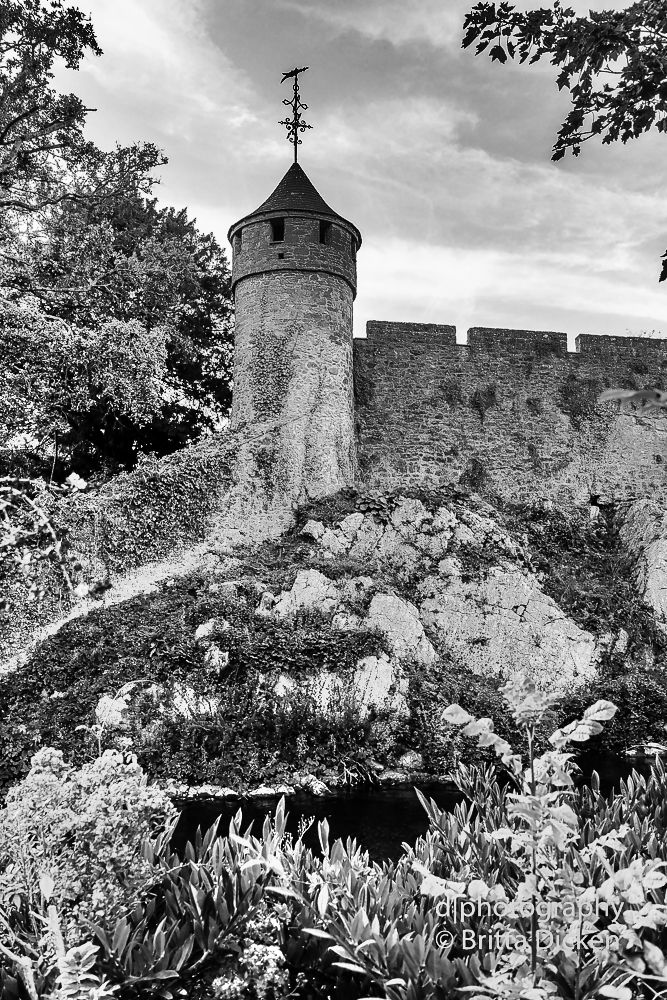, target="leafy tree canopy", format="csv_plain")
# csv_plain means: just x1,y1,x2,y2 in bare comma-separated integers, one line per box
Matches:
0,1,233,481
0,0,163,213
462,0,667,279
2,194,233,479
